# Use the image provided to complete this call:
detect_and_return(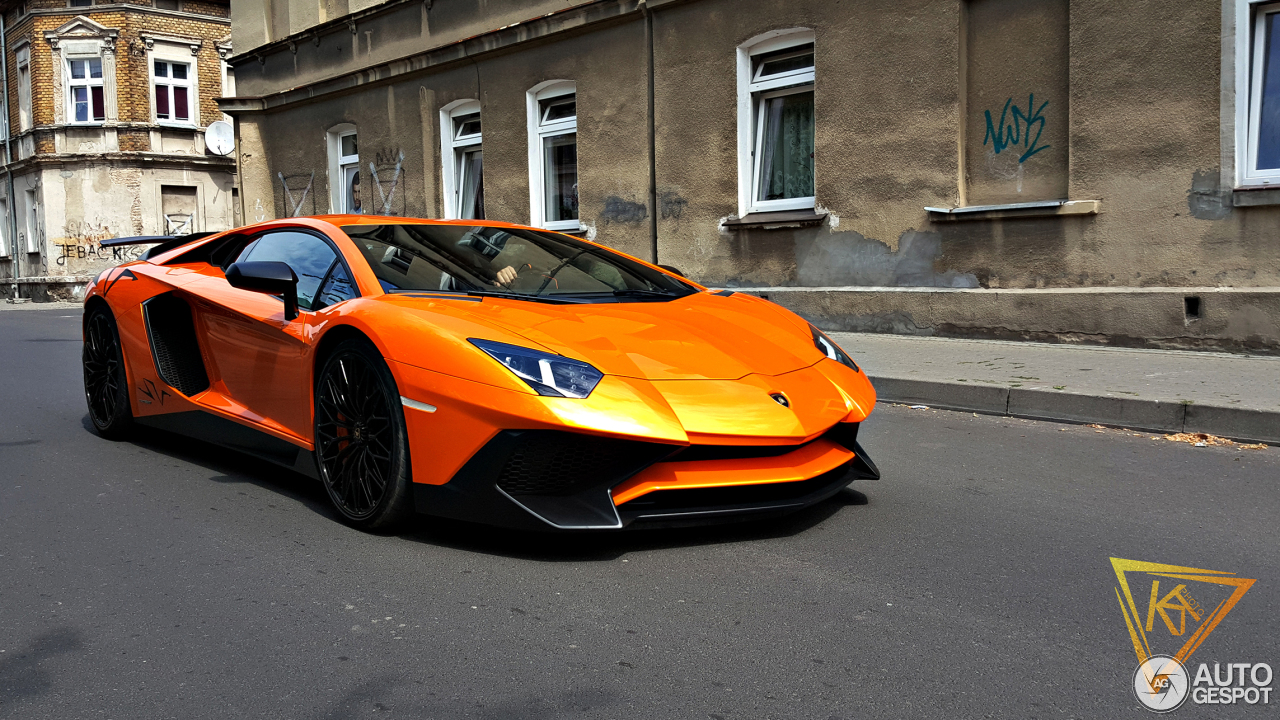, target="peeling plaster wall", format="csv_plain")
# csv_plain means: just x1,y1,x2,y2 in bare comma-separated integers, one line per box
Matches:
251,17,653,260
38,164,237,280
233,0,1280,304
